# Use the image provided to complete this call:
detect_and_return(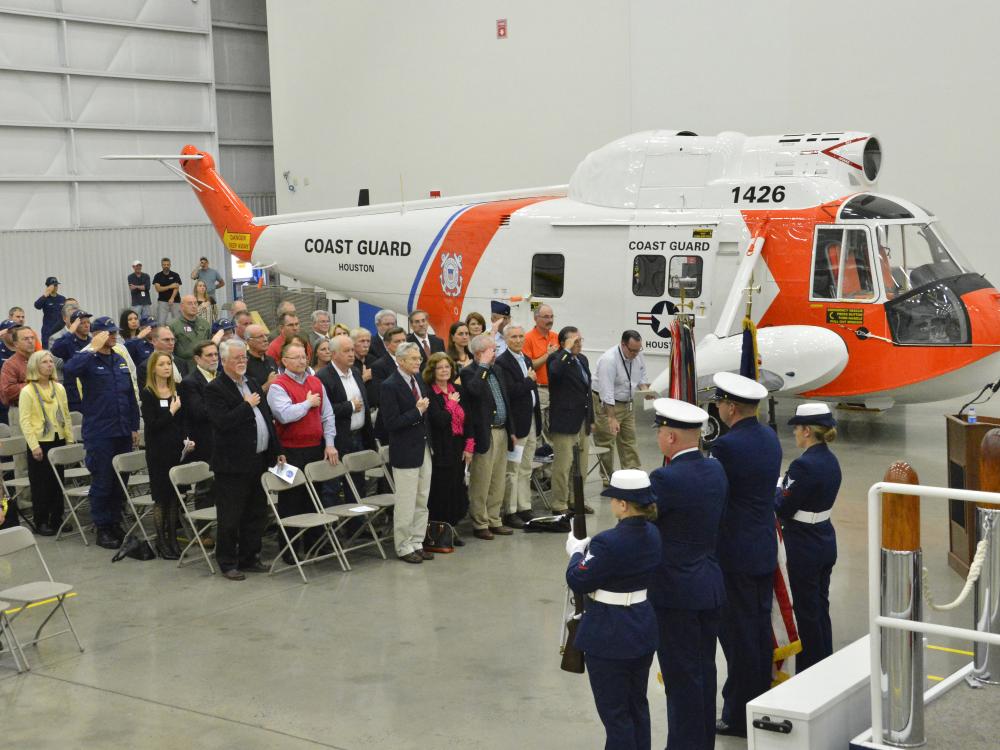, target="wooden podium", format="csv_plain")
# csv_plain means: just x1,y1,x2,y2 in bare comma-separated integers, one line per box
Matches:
945,414,1000,575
